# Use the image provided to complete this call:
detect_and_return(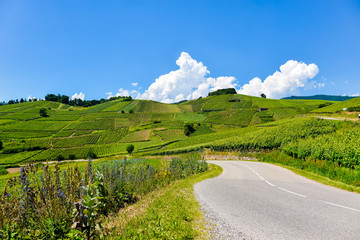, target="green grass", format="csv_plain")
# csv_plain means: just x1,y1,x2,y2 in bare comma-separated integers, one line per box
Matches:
105,163,222,239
